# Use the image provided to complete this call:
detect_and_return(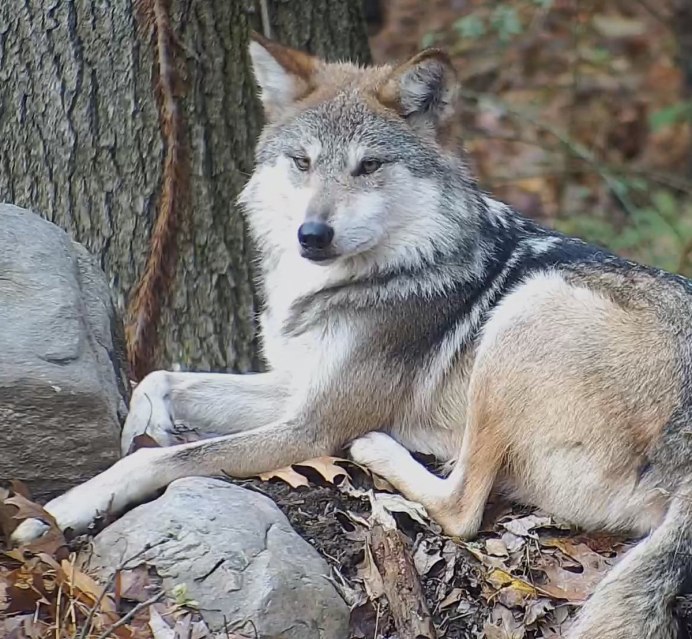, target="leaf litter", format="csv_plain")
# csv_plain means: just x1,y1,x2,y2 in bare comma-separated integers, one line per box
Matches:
0,485,226,639
2,456,687,638
236,455,653,638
